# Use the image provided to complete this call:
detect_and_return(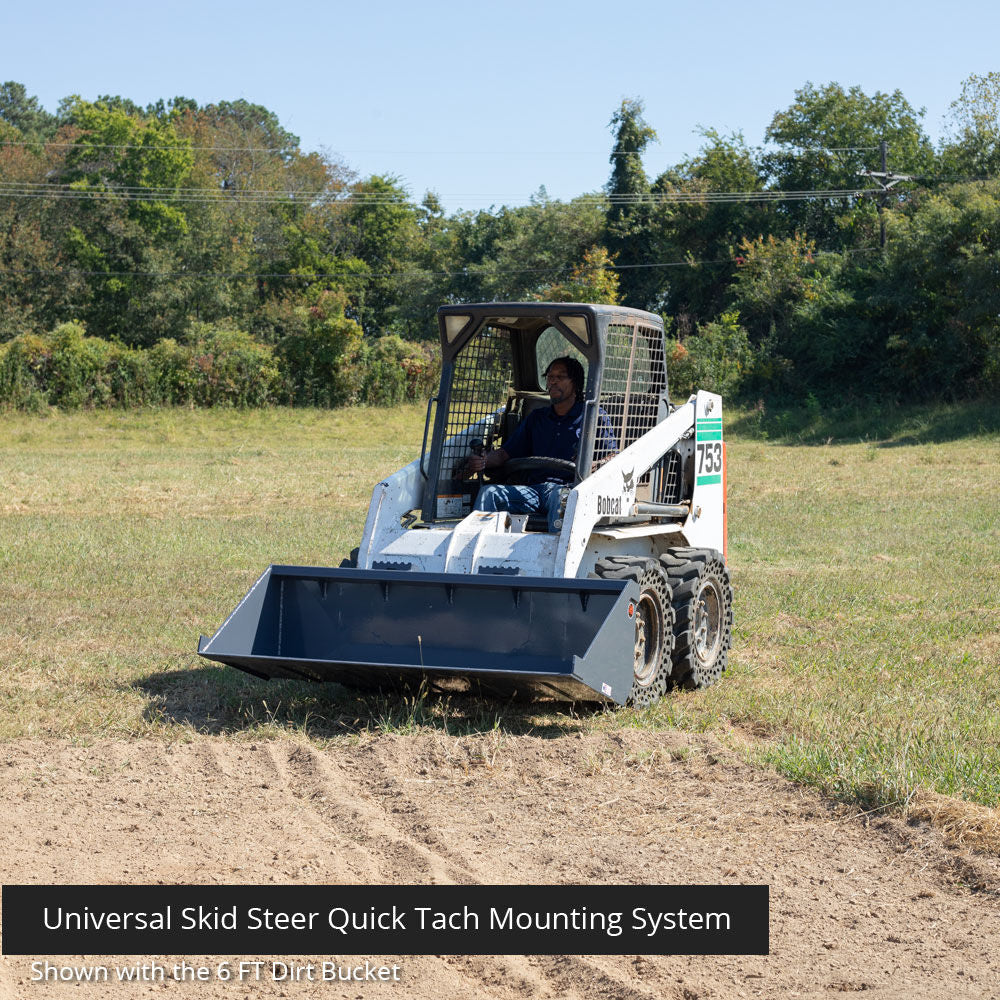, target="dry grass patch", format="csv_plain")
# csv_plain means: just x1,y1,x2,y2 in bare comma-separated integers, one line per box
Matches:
908,791,1000,855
